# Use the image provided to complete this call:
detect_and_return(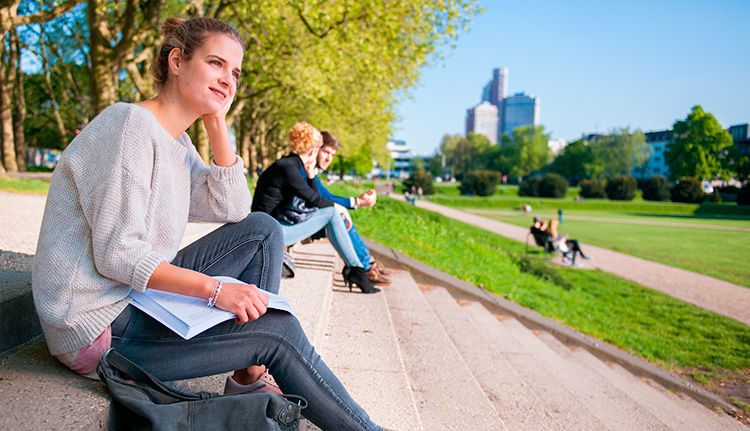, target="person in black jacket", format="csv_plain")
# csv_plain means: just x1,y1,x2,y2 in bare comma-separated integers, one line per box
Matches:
252,122,378,293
